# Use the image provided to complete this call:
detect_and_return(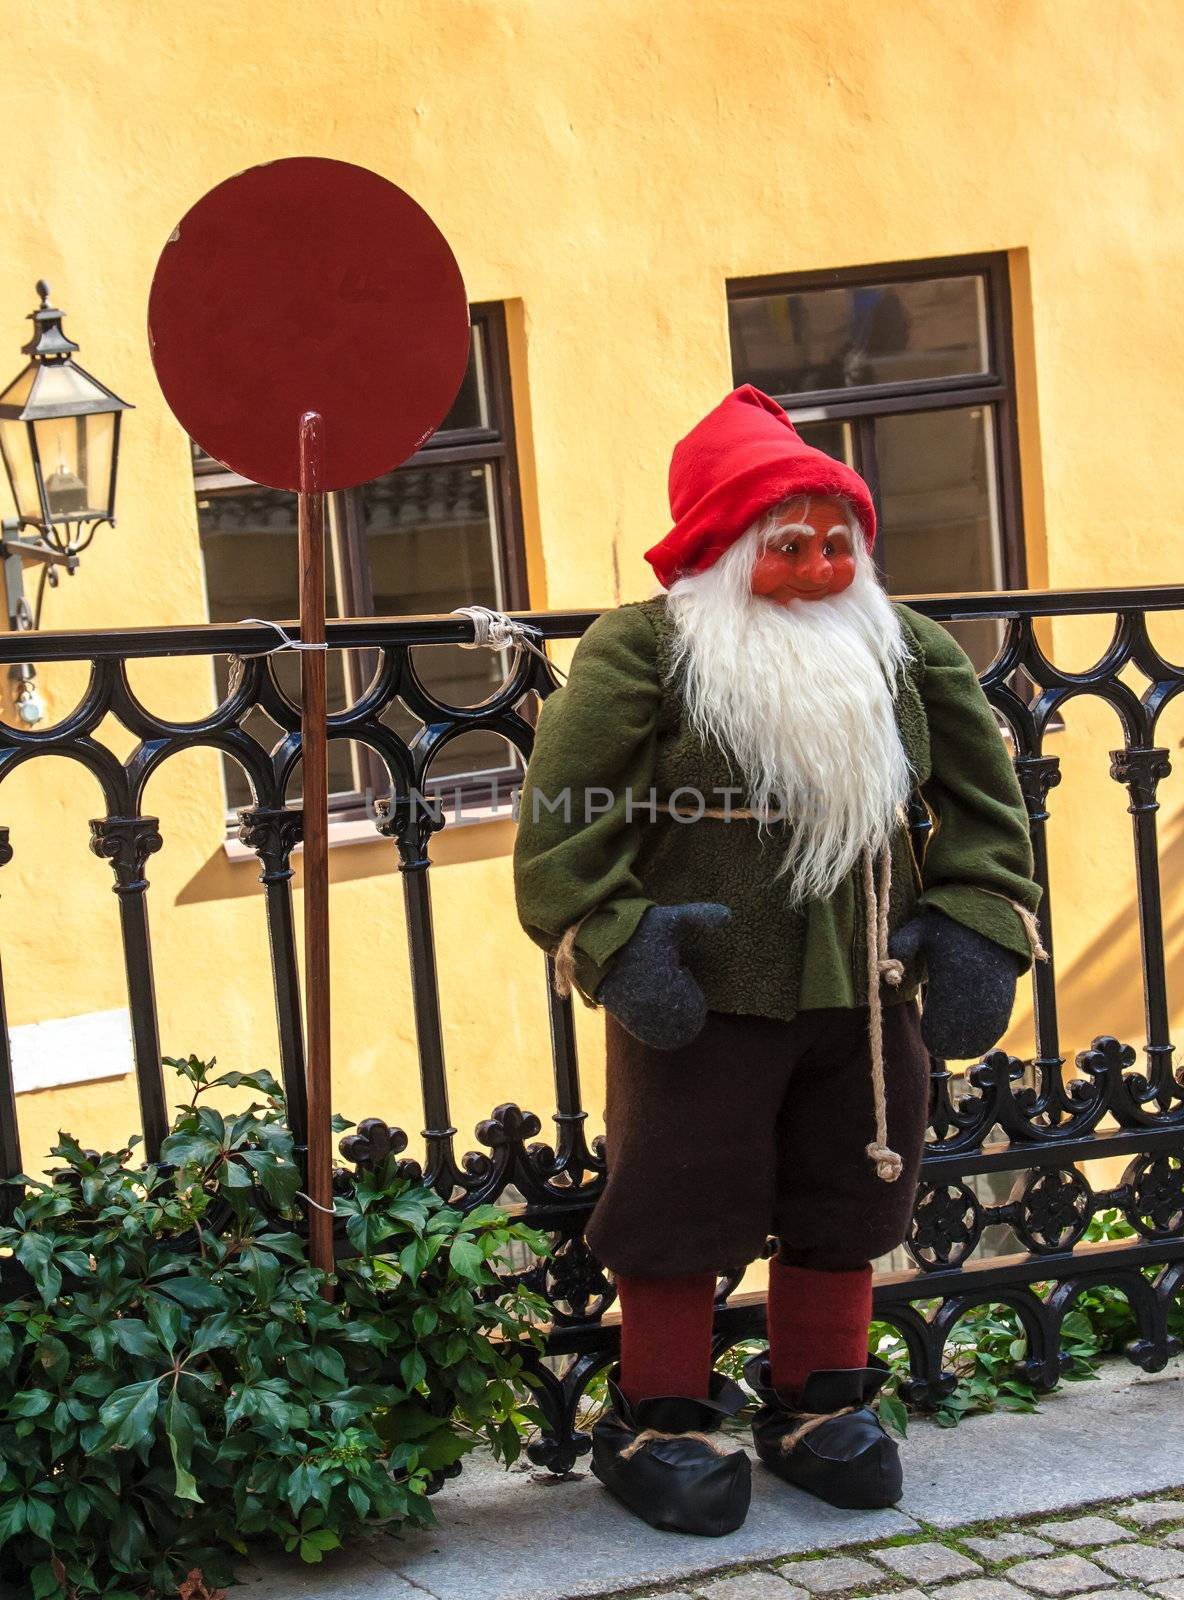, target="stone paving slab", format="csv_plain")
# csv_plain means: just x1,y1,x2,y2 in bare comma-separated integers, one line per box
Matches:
238,1357,1184,1600
777,1556,883,1593
963,1534,1056,1562
1126,1503,1184,1529
1094,1545,1184,1582
1035,1518,1135,1548
696,1573,808,1599
870,1541,981,1583
931,1584,1035,1600
1003,1555,1118,1595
